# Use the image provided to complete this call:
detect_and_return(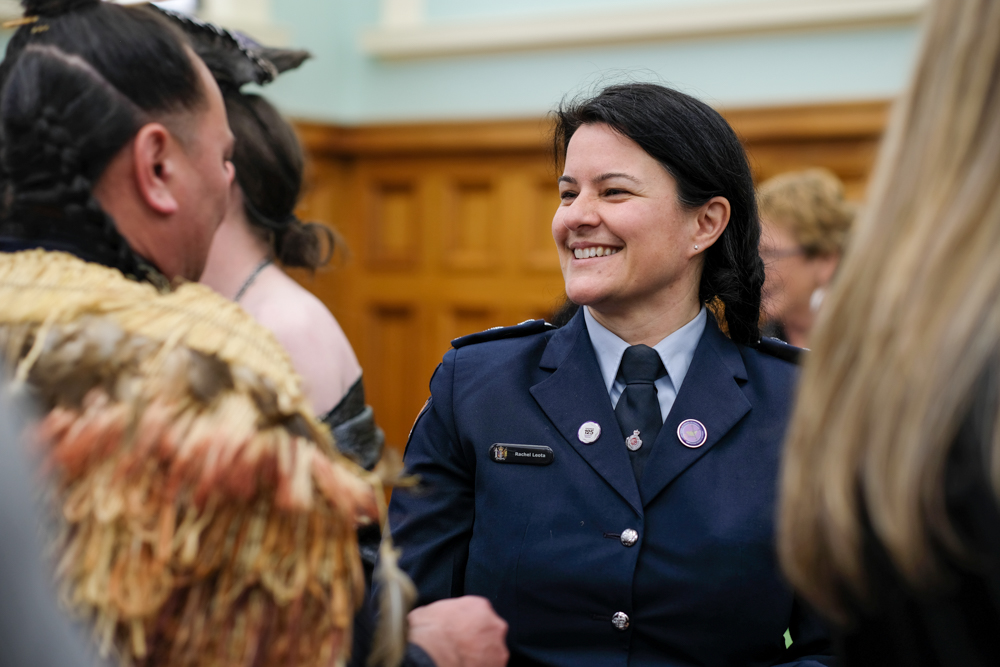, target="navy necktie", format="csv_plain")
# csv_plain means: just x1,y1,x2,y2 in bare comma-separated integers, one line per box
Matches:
614,344,667,481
